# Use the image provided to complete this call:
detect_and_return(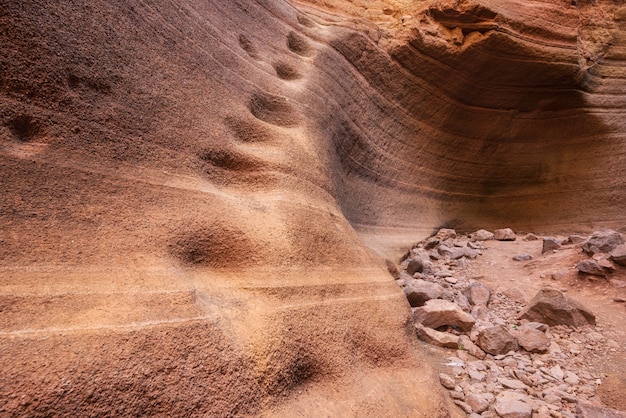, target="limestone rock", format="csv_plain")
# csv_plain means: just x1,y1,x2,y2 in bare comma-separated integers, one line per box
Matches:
577,259,606,277
518,288,596,327
462,282,491,306
470,229,494,242
610,244,626,266
476,324,519,355
403,279,443,307
416,324,459,348
542,237,560,254
413,299,476,332
582,229,625,255
494,391,532,418
494,228,516,241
